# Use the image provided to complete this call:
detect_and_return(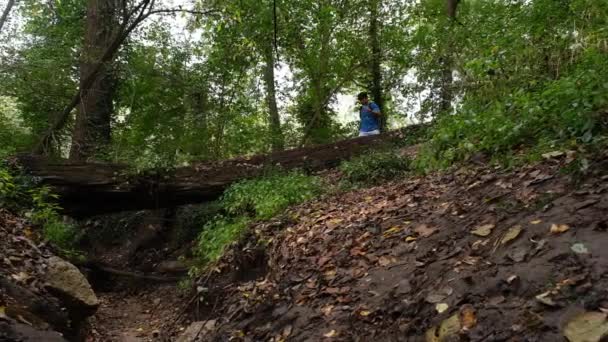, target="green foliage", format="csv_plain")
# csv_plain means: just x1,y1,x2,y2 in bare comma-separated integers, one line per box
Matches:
340,151,410,187
173,202,222,246
222,171,324,220
0,163,81,254
192,171,323,268
194,216,250,265
411,0,608,170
